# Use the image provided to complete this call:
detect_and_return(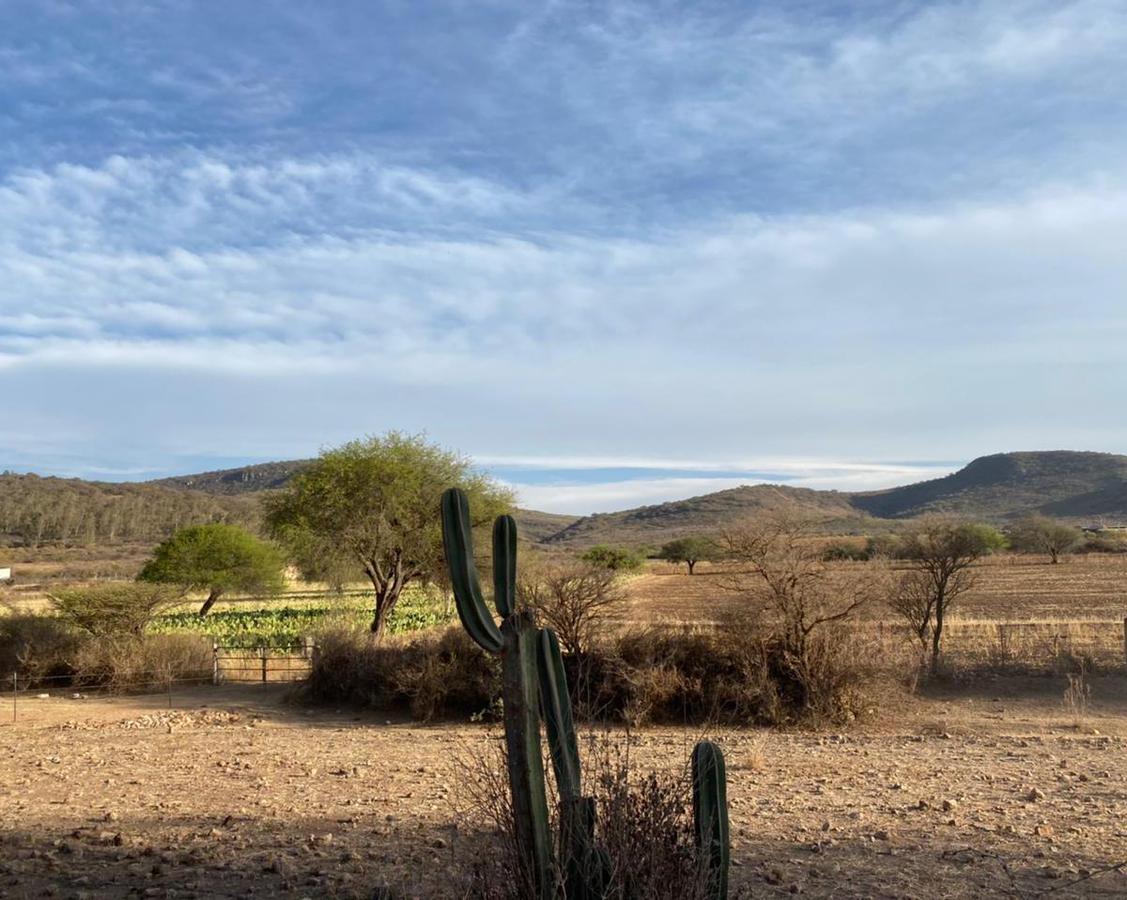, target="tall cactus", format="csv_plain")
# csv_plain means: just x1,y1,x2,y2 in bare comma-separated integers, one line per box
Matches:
441,488,730,899
441,489,553,897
